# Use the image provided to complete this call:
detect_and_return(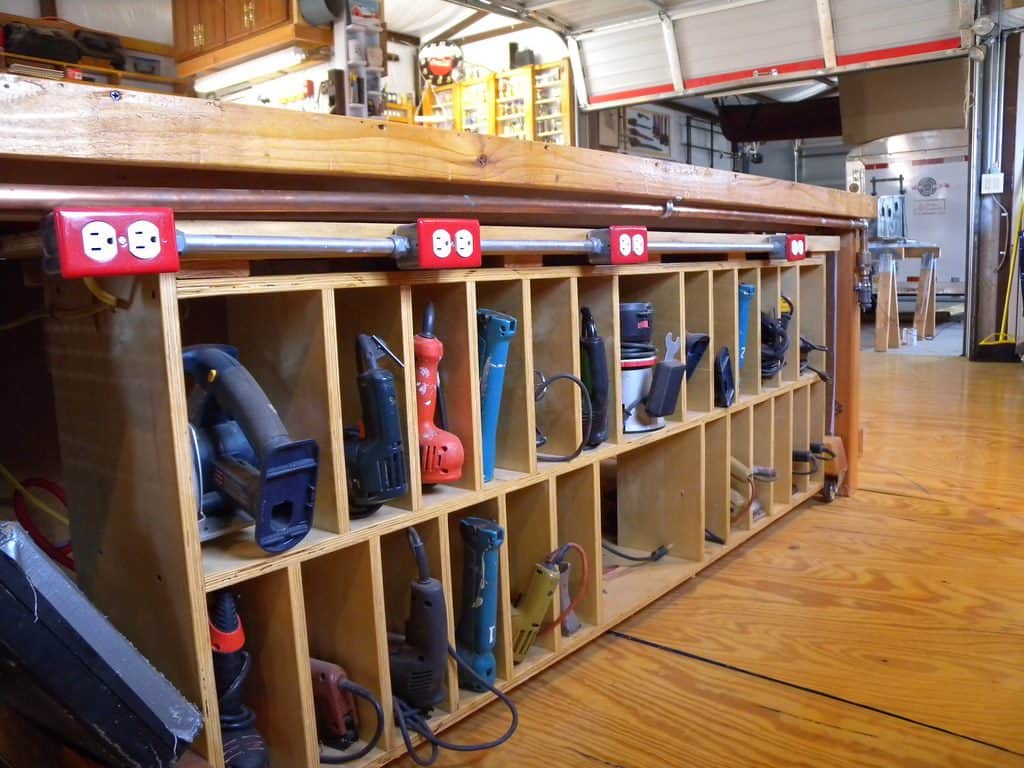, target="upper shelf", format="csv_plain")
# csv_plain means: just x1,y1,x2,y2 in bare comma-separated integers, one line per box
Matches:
0,74,875,220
